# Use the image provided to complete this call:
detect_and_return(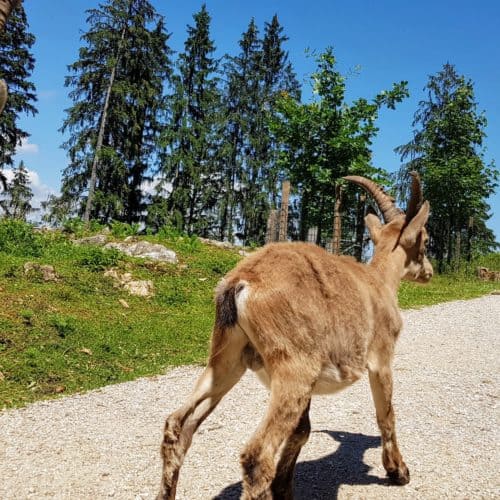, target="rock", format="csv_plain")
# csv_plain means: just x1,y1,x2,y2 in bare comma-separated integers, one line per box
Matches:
123,280,154,297
104,268,155,297
73,234,108,246
118,299,130,308
23,262,59,282
477,266,500,281
104,241,177,264
198,237,234,249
